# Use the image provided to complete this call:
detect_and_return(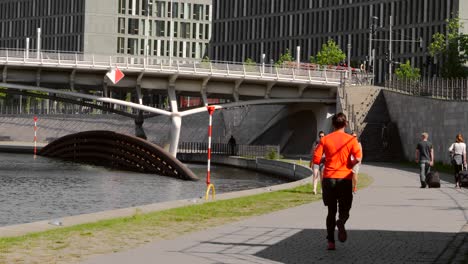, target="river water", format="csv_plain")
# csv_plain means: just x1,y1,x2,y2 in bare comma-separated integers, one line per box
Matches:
0,153,288,227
